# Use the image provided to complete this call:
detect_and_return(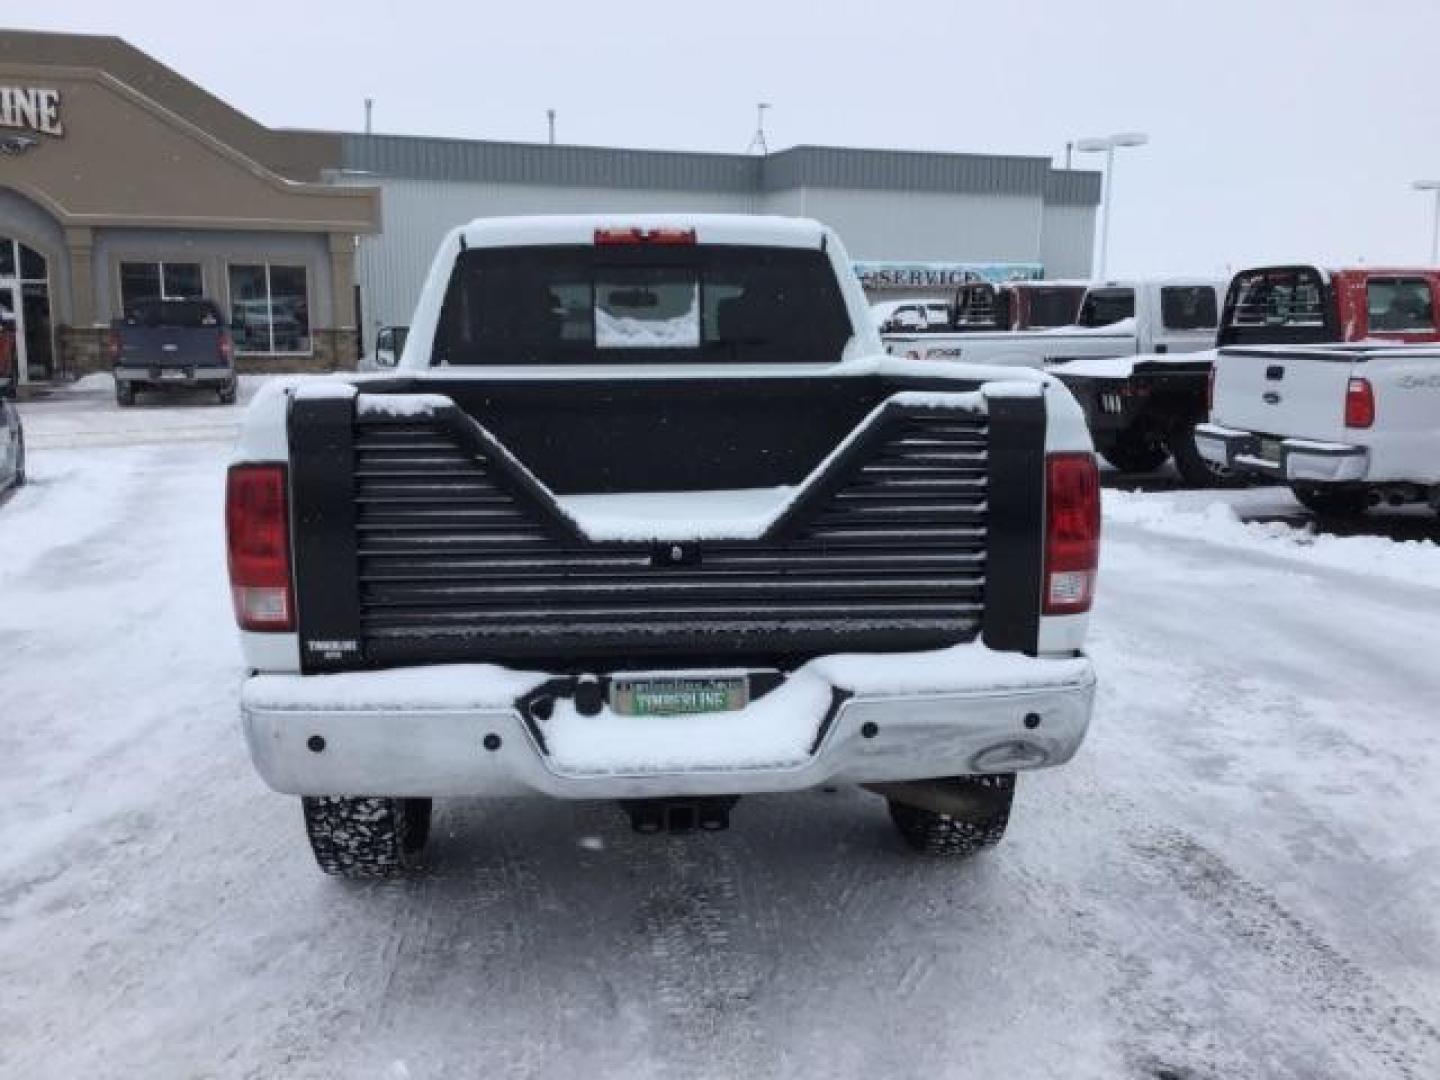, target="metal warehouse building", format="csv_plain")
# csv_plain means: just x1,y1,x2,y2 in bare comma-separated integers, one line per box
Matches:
342,137,1102,355
1,29,1099,381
